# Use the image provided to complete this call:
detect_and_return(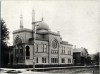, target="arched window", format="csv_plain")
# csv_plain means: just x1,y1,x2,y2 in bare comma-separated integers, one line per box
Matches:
15,37,22,45
26,46,30,59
